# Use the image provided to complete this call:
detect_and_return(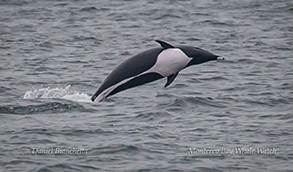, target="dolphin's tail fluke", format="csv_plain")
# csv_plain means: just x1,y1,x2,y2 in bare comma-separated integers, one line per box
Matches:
90,95,97,102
